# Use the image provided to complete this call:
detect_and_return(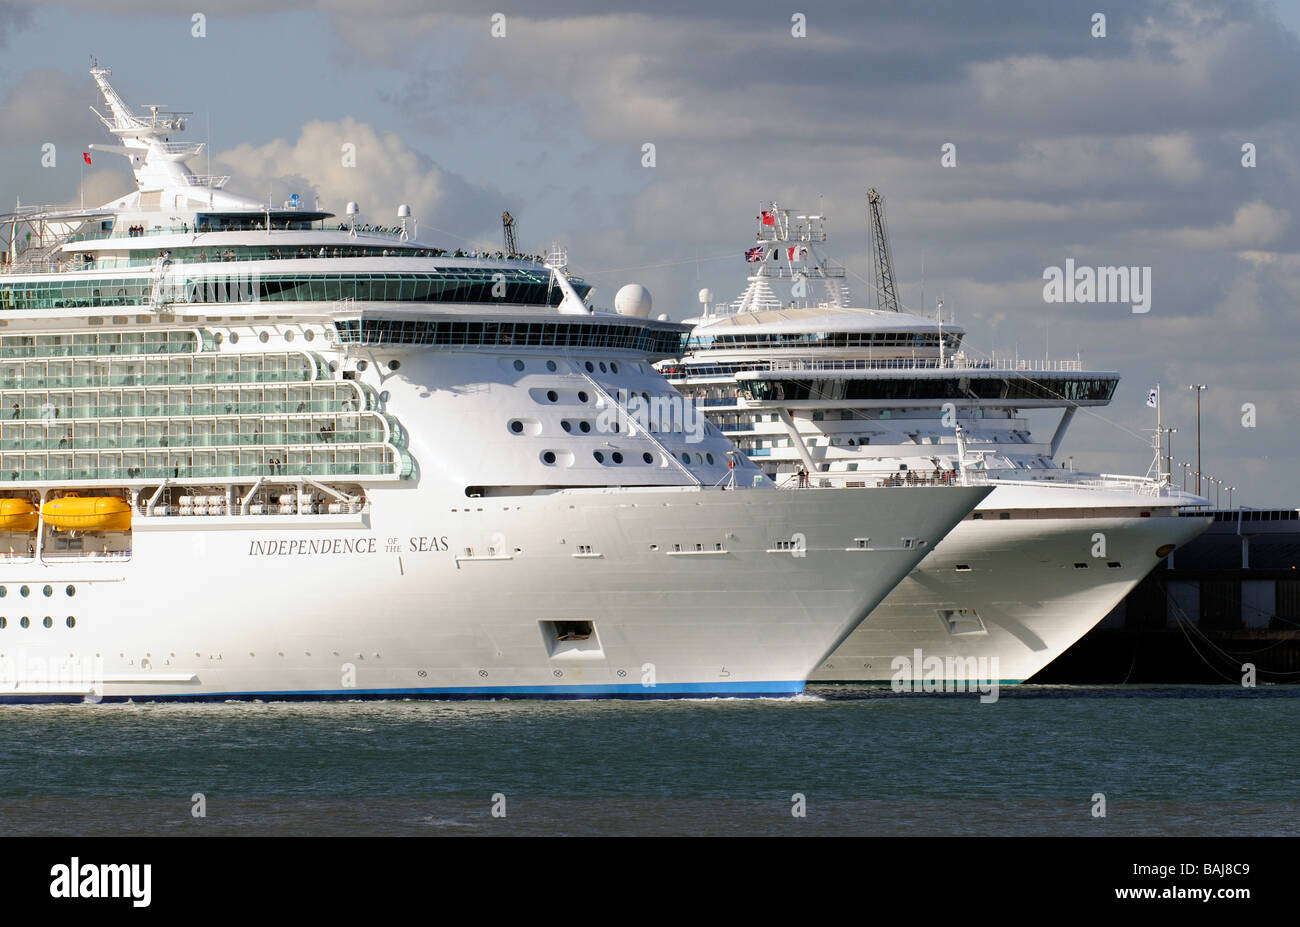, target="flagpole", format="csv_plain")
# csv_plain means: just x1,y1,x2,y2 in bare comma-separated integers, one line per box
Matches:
1159,382,1170,483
